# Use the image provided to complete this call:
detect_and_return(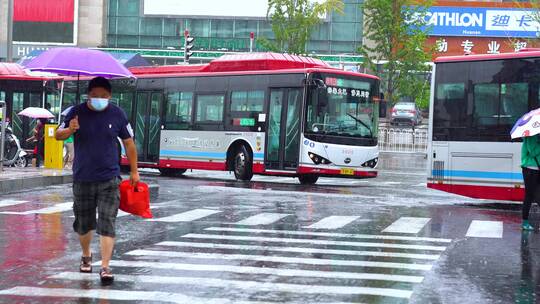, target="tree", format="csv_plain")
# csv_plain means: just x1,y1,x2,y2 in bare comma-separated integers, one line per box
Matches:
259,0,344,54
360,0,433,107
